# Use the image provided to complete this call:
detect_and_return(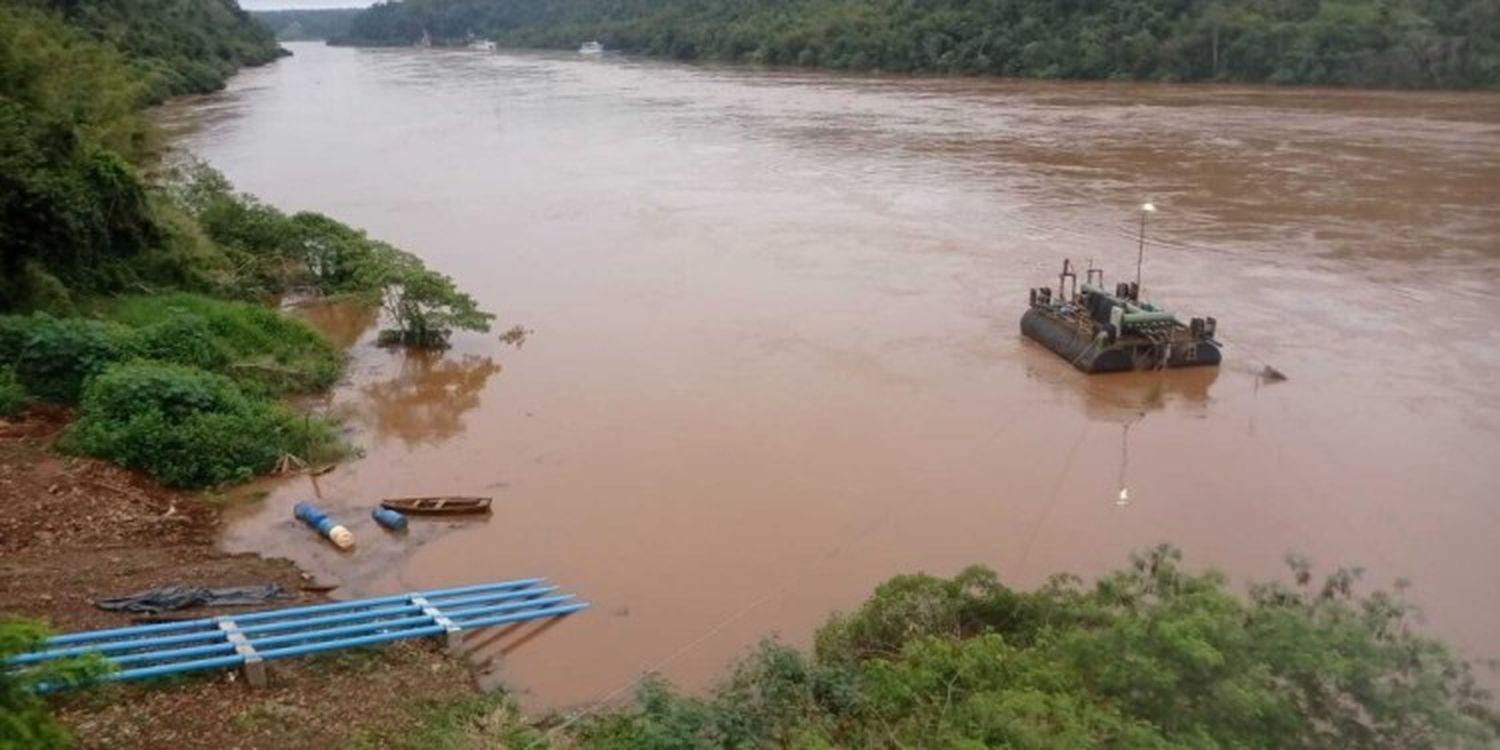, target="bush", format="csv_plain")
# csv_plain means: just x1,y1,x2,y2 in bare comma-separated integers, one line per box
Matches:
103,293,342,394
1,618,111,749
0,316,30,363
0,368,26,417
9,315,136,403
132,314,232,372
166,163,495,345
573,547,1500,749
63,361,342,488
